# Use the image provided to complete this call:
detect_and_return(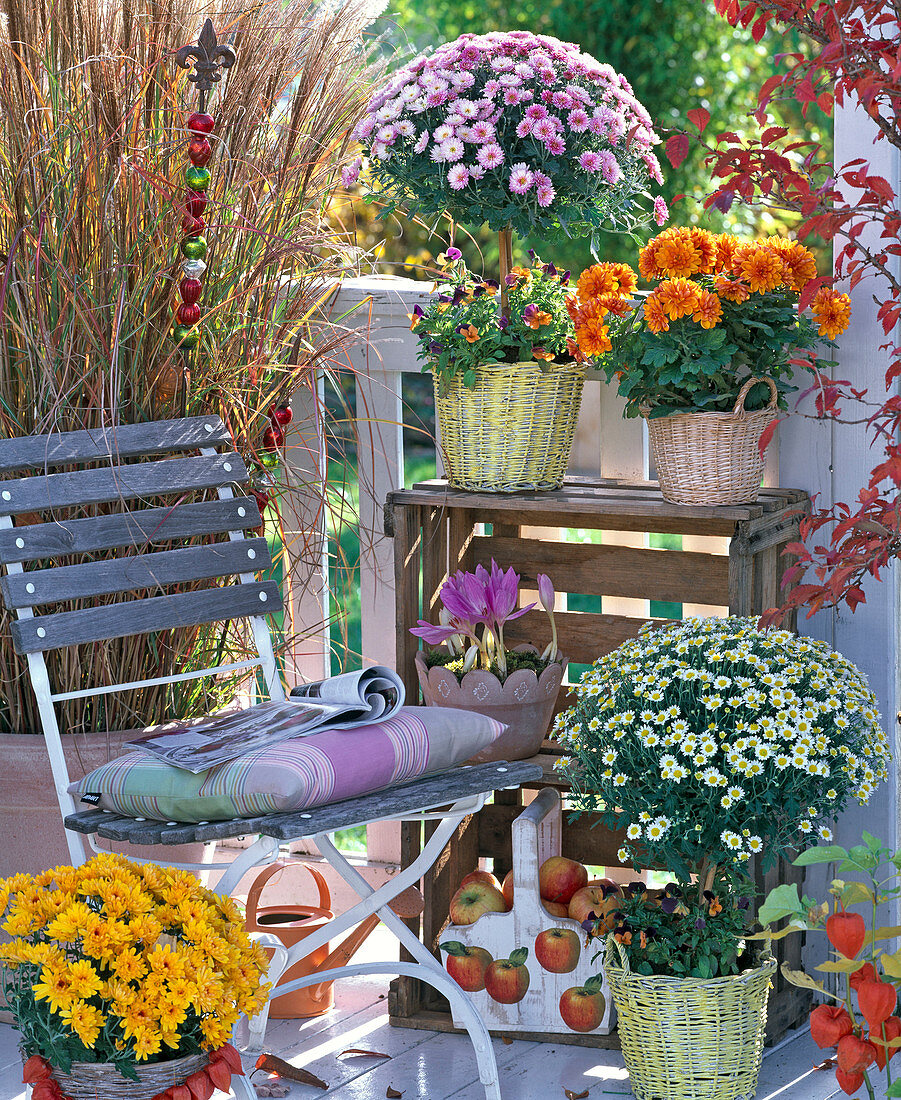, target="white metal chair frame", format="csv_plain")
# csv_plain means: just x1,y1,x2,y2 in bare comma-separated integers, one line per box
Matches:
0,417,540,1100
